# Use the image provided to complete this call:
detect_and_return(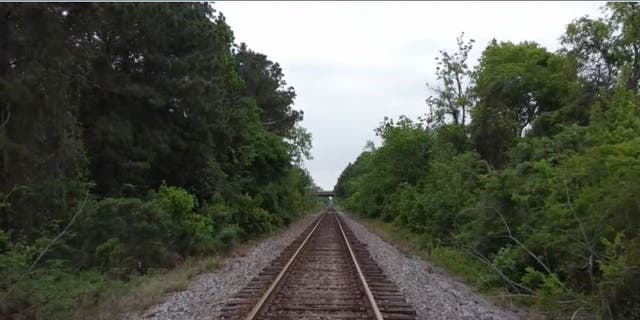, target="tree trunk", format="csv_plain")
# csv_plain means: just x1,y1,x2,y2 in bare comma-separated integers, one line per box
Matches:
1,7,12,184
